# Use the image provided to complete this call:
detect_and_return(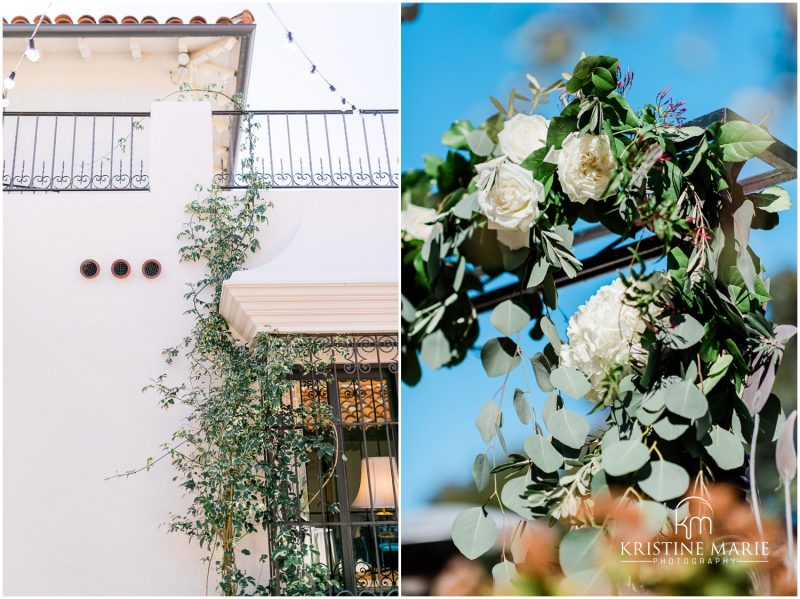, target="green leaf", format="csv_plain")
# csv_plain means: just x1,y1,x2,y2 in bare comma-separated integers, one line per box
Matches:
703,425,744,470
466,129,494,157
543,390,559,422
513,388,532,425
491,300,530,337
451,506,497,559
751,186,791,214
441,119,474,151
559,527,606,576
472,453,491,492
531,353,554,392
776,411,798,483
524,434,564,473
665,380,708,420
549,366,591,399
492,560,519,590
657,314,704,350
701,354,733,394
591,67,615,95
501,474,534,520
719,120,774,163
546,409,589,449
419,330,450,370
540,314,562,351
481,338,521,377
476,399,501,444
637,460,690,502
602,439,650,476
527,258,549,289
652,414,689,441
